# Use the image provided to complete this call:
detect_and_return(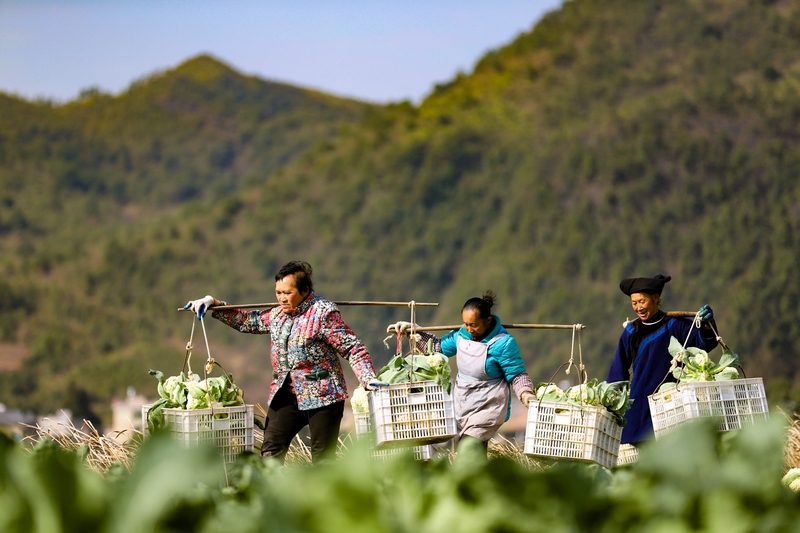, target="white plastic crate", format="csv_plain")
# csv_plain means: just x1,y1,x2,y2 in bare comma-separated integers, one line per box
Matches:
368,381,456,448
354,411,372,436
648,378,769,439
523,401,622,469
616,443,639,466
142,404,255,463
354,411,436,460
373,444,435,461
